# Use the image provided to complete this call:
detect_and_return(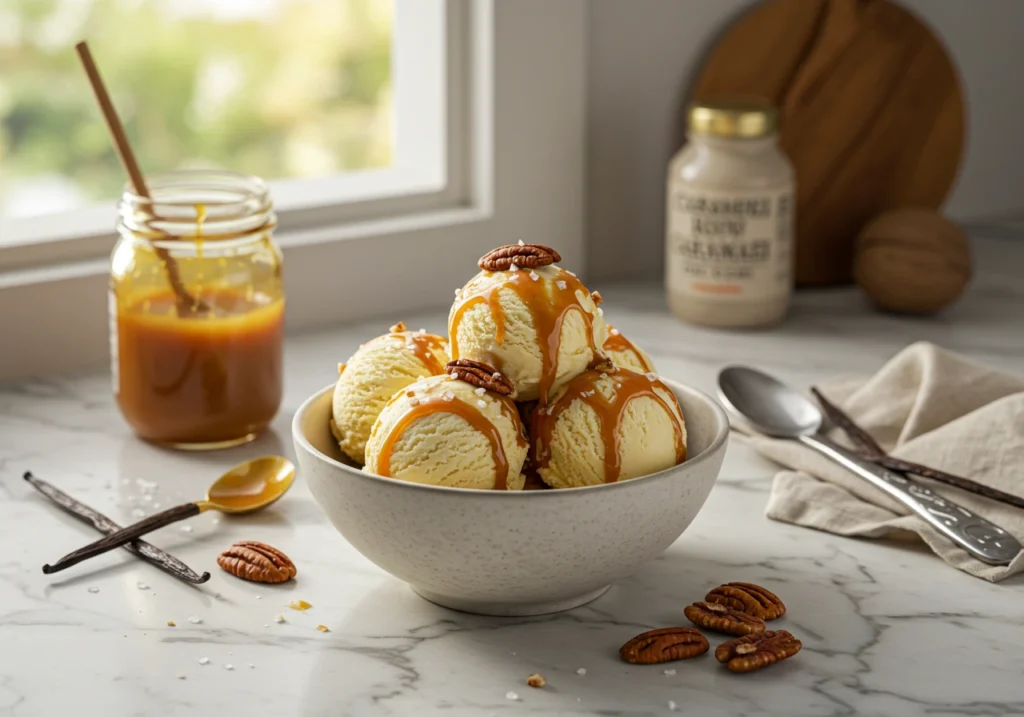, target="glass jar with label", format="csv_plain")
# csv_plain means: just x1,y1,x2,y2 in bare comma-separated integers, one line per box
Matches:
666,98,795,328
110,170,284,450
